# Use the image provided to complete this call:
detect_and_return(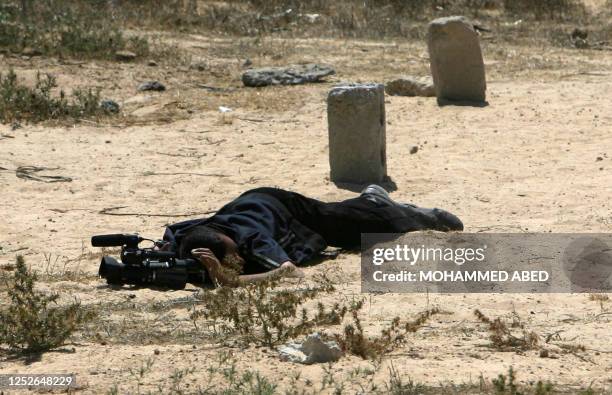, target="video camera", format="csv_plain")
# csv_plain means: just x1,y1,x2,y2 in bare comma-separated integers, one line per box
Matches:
91,234,204,290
